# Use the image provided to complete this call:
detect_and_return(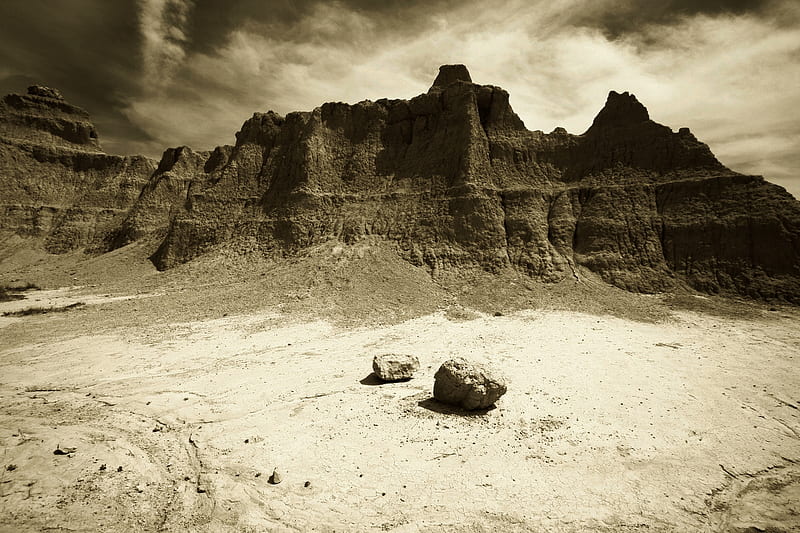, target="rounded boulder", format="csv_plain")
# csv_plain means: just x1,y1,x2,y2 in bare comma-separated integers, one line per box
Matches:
433,358,507,410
